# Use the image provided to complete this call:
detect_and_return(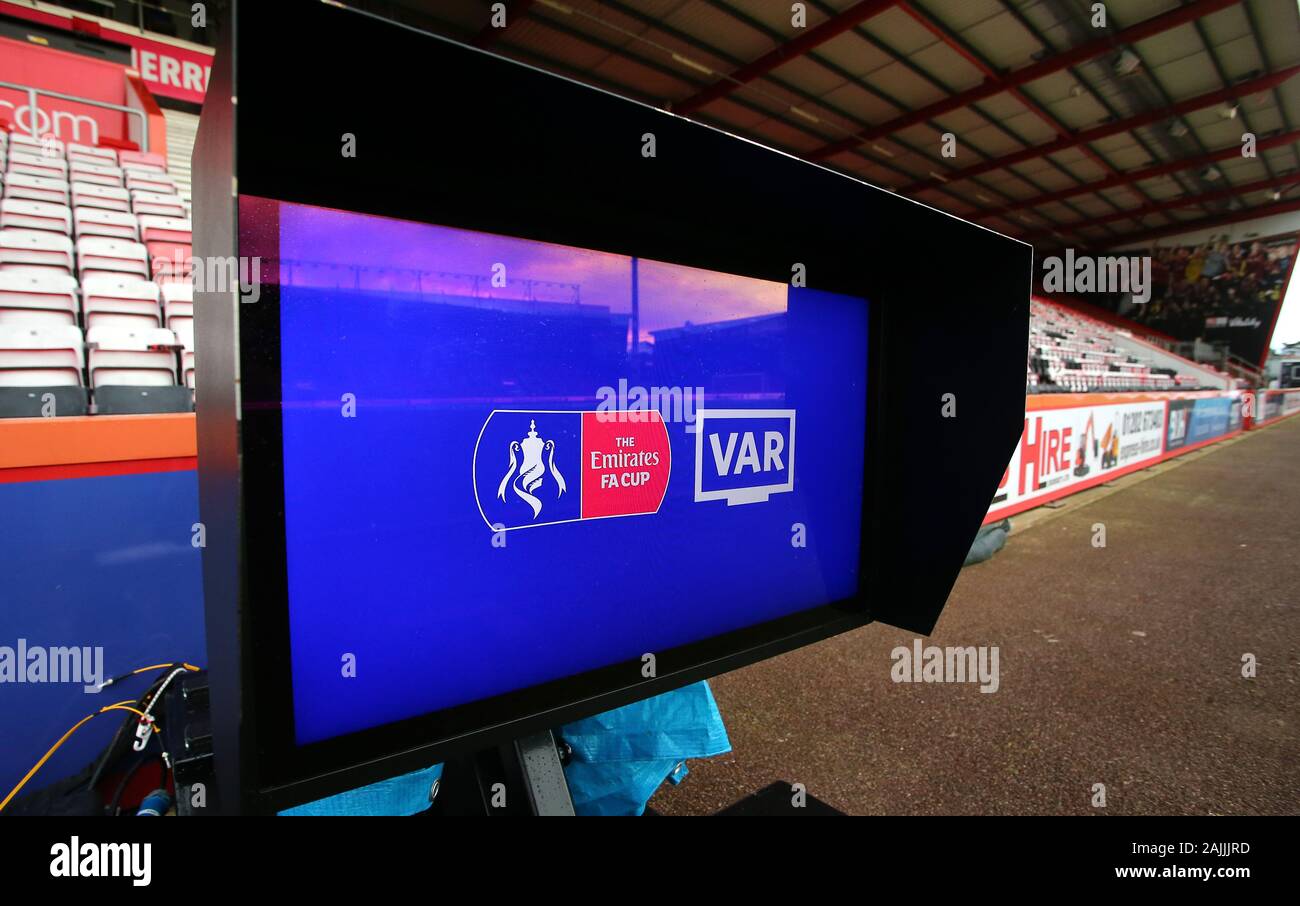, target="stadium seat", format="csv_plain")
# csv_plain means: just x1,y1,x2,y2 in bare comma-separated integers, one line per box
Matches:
0,270,79,326
3,172,71,206
71,182,131,213
67,143,117,166
0,229,75,276
6,151,68,180
74,207,139,241
117,150,167,174
0,324,89,417
68,160,125,188
0,199,72,235
138,215,193,244
81,275,162,331
130,190,187,218
126,172,178,195
87,324,191,414
76,236,150,282
163,284,194,367
7,134,65,159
